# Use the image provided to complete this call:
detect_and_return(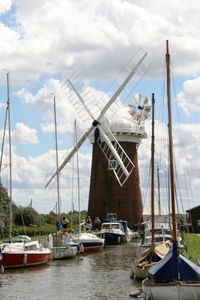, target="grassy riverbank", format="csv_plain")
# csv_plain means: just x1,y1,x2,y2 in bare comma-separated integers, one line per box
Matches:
182,233,200,264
